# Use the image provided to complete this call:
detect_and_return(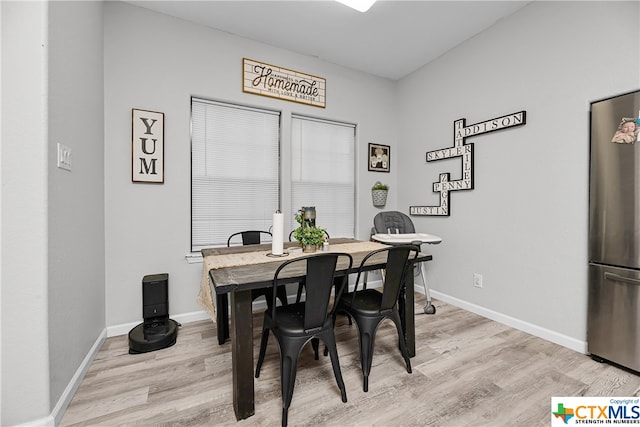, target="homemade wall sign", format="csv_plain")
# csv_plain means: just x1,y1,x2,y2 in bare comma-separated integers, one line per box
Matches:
132,108,164,183
410,110,526,216
242,58,326,108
